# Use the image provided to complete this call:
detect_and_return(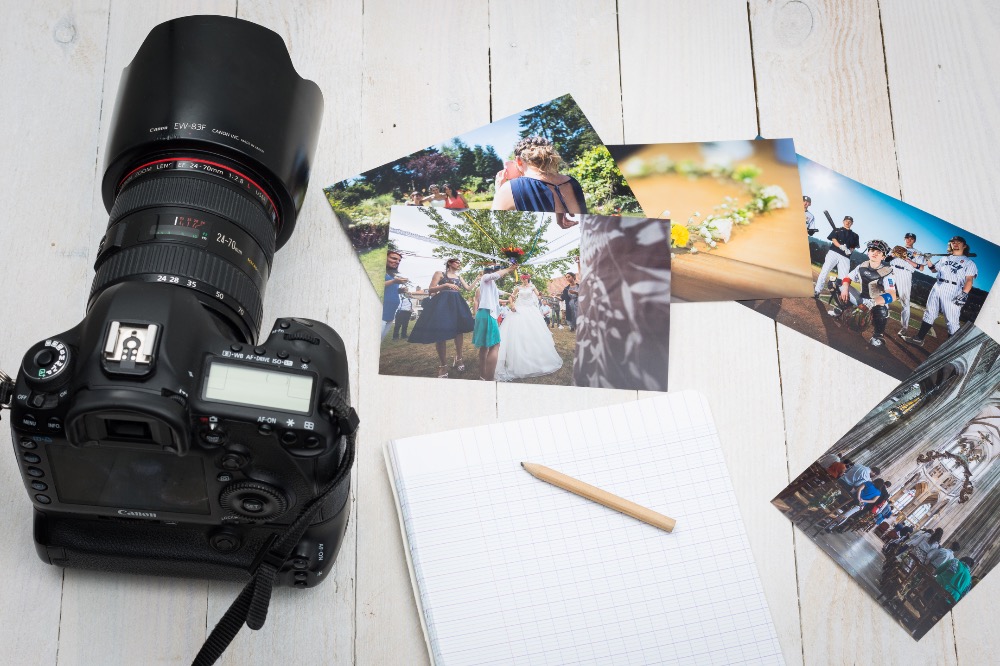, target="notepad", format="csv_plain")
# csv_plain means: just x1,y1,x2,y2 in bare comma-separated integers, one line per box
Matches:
385,391,784,665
